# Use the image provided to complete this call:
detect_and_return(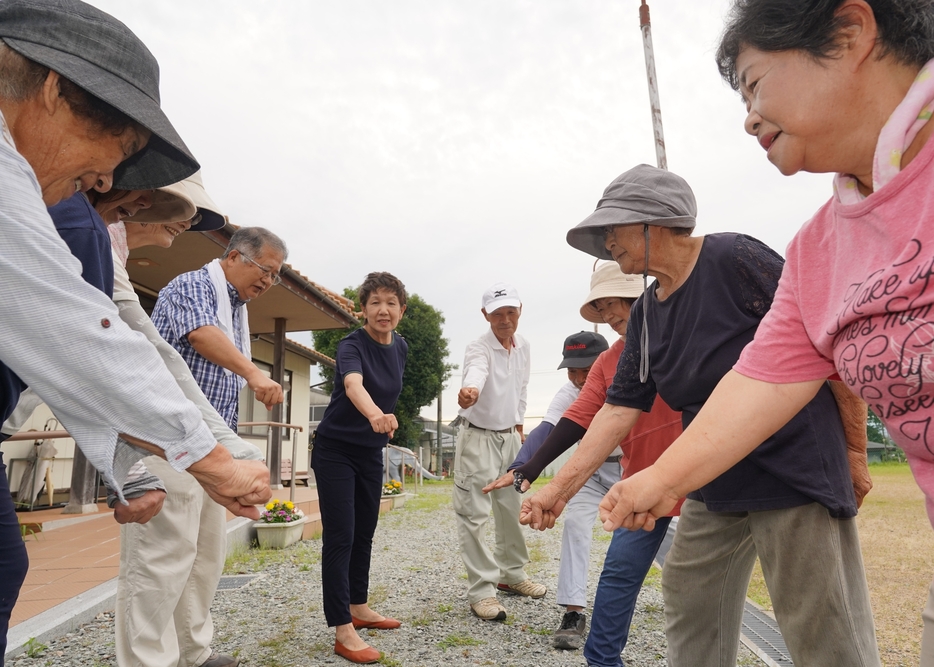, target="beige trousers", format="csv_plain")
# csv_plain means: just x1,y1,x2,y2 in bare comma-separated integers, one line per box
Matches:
663,499,881,667
115,457,227,667
452,426,529,604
